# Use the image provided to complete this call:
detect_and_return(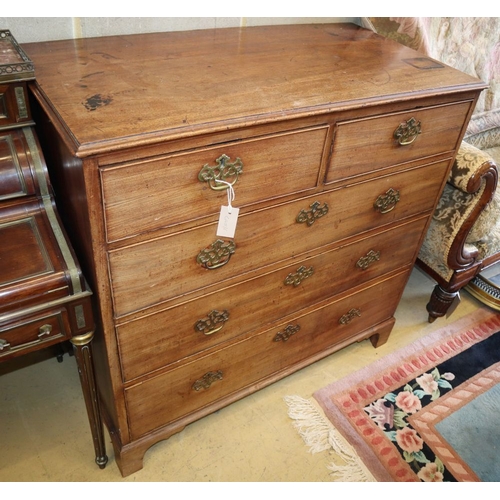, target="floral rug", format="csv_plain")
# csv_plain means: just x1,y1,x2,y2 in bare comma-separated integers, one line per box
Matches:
285,308,500,482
